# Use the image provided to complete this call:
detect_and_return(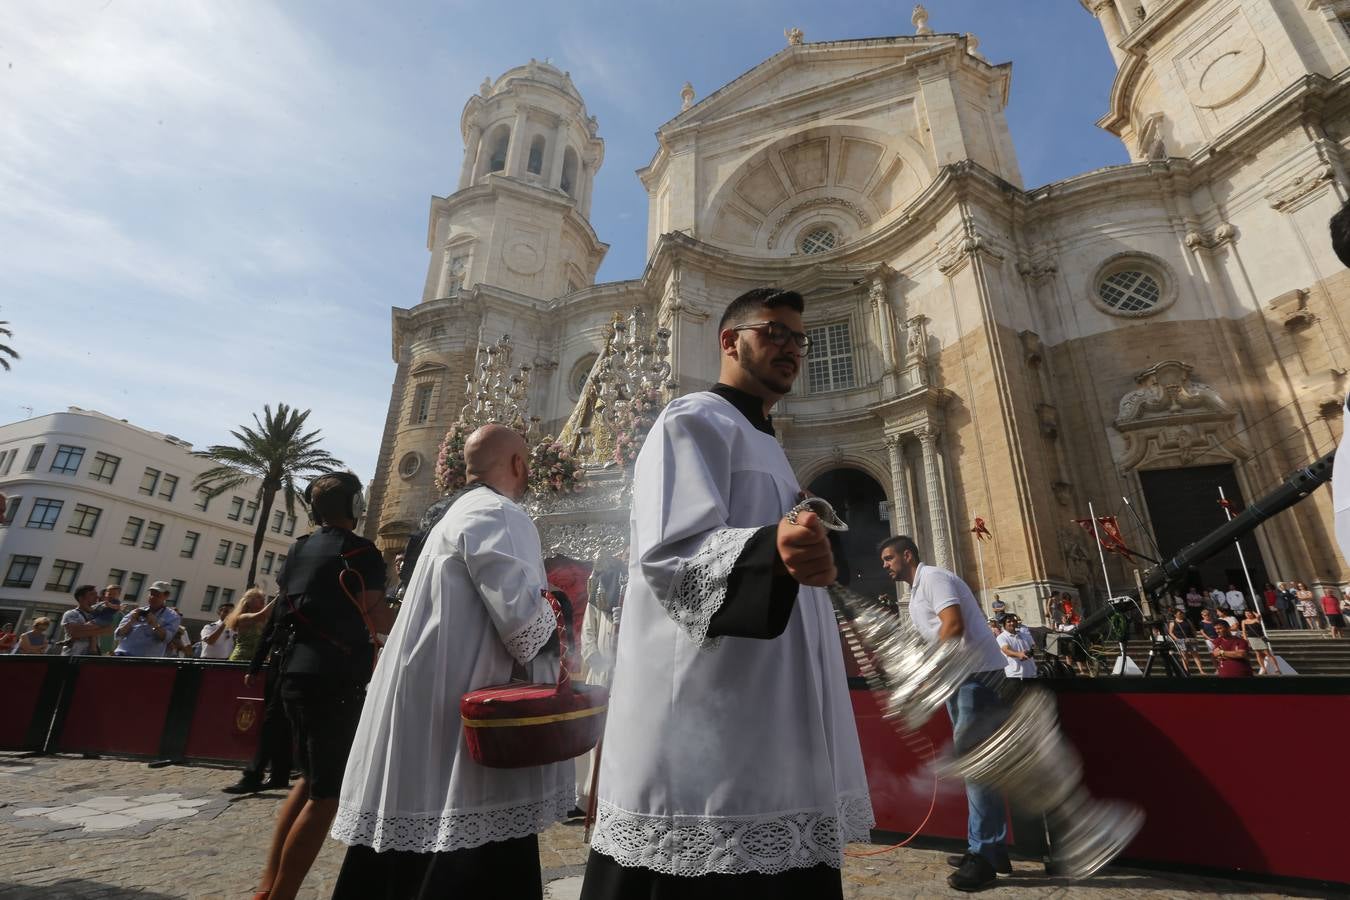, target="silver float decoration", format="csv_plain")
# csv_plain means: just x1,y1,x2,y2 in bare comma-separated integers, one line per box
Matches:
460,334,540,437
789,496,1144,880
